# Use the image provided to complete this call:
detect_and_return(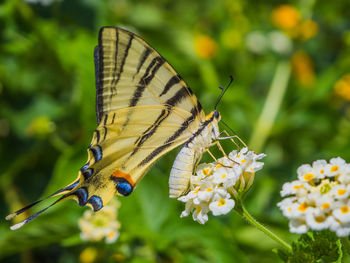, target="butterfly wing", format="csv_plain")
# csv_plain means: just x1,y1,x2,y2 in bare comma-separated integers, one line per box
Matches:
7,26,206,229
80,26,206,205
95,27,204,123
